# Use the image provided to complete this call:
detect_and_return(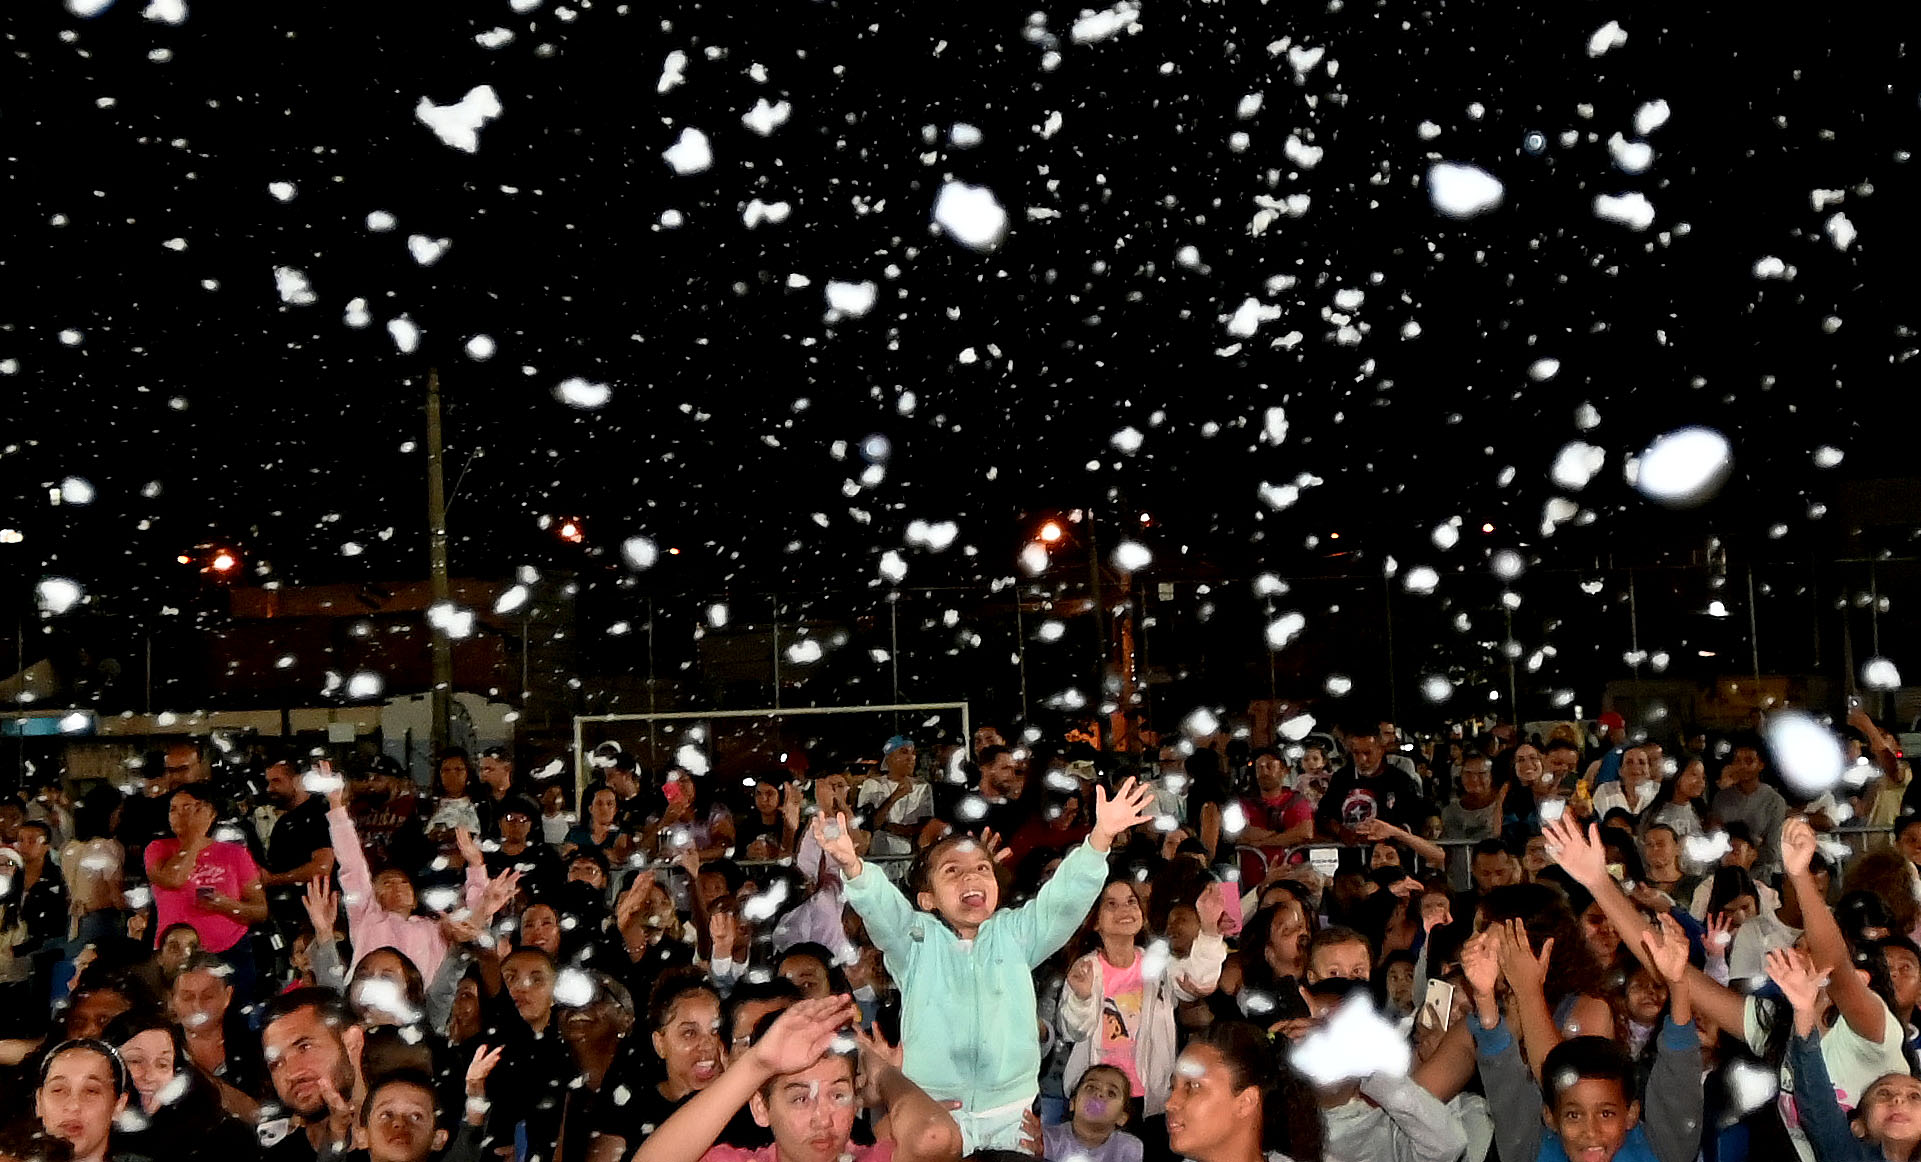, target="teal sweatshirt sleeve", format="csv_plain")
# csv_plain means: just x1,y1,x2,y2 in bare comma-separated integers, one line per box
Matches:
841,858,924,969
994,838,1111,967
